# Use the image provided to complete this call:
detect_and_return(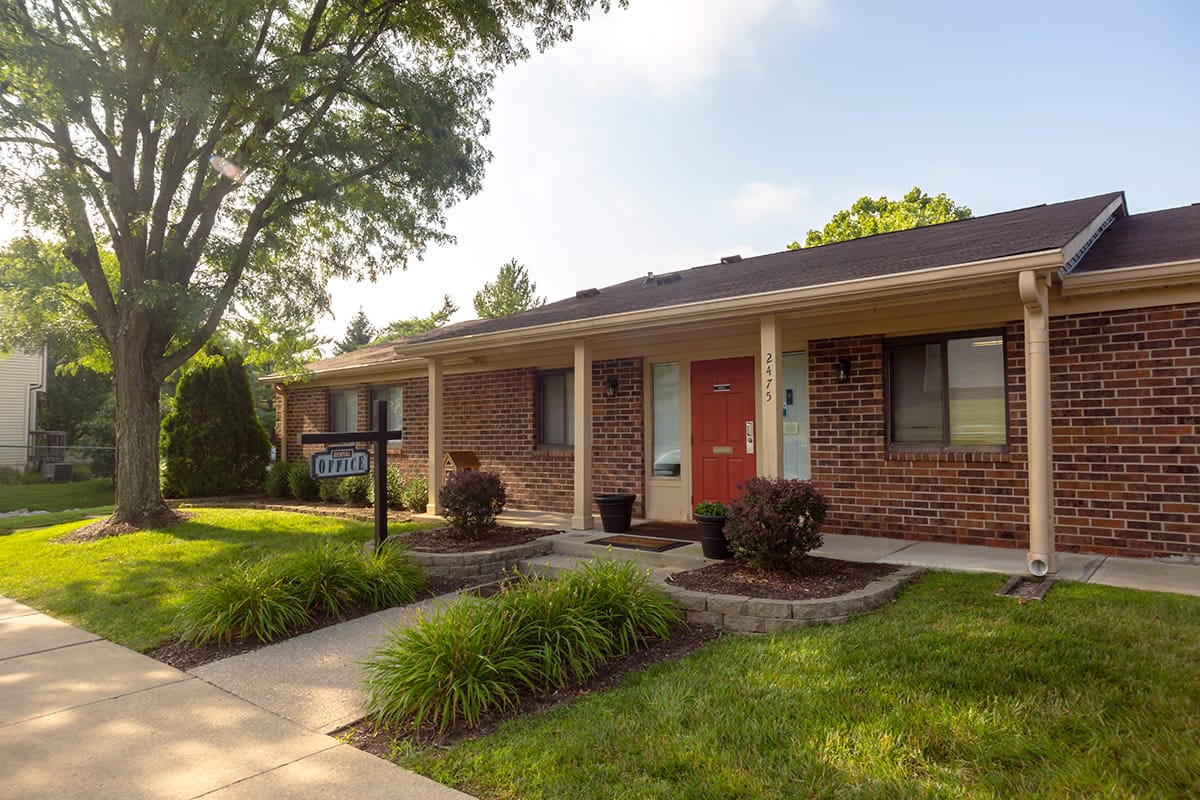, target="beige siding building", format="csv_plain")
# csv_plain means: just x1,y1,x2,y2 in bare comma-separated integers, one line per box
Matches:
0,349,47,470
